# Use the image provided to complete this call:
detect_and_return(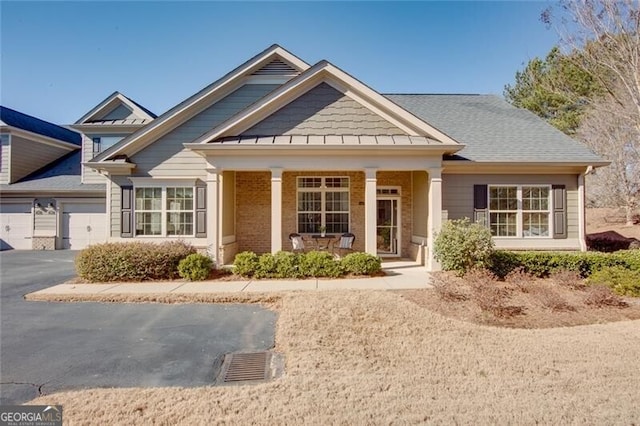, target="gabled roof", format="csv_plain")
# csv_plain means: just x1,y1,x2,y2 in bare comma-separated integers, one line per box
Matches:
75,91,157,125
0,106,81,146
191,60,461,147
387,94,606,164
0,150,104,192
92,44,310,162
